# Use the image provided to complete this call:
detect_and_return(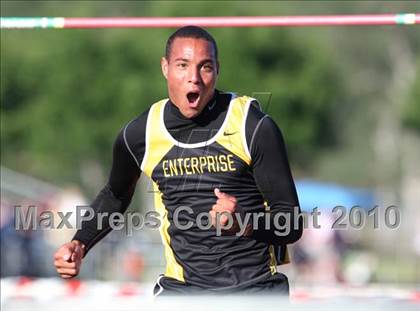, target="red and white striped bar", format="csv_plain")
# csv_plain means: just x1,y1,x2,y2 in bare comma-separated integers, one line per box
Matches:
1,14,419,29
